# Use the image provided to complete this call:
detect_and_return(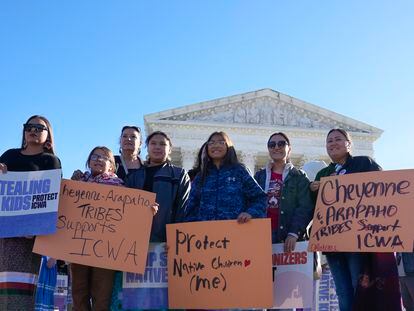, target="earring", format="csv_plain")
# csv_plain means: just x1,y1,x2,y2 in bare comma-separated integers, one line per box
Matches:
44,141,52,150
